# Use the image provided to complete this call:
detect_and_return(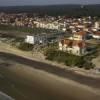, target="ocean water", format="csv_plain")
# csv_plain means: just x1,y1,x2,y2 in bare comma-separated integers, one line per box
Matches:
0,92,14,100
